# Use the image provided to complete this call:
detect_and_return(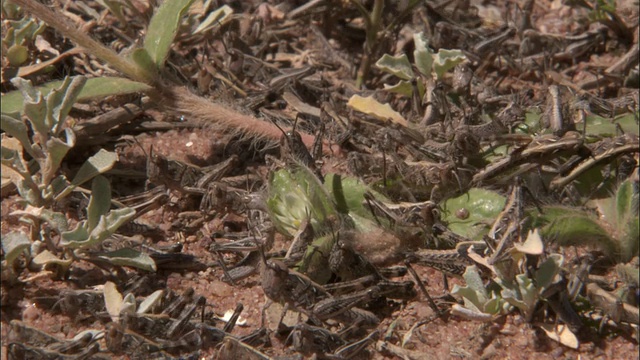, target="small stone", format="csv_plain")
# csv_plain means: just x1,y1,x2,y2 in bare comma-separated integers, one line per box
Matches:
22,303,39,321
